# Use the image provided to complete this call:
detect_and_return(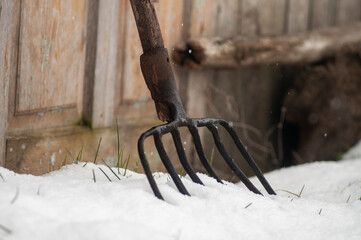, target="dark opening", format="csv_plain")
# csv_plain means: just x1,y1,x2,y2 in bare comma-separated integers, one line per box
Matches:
281,121,300,167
